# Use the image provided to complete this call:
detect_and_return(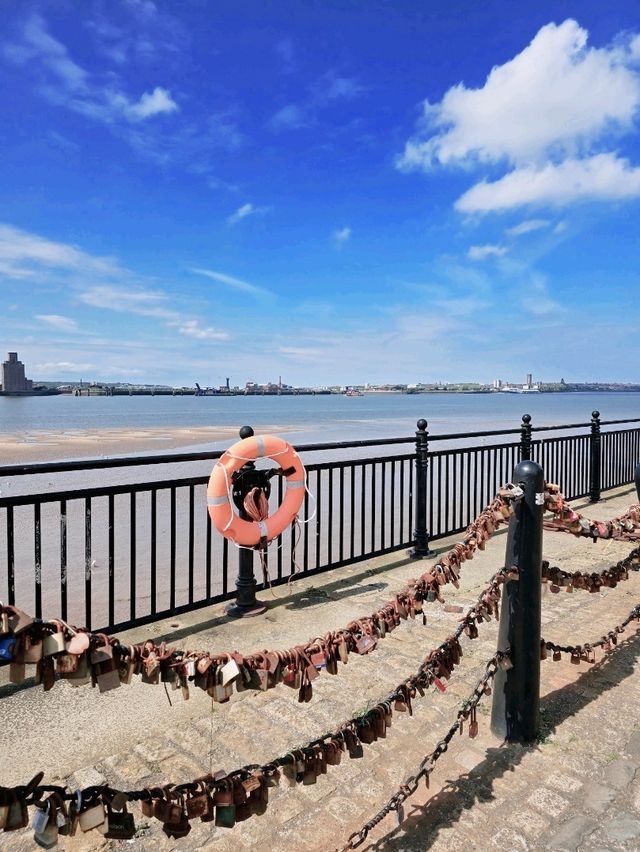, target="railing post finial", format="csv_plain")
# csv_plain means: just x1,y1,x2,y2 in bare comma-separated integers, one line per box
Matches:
519,414,532,461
